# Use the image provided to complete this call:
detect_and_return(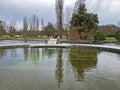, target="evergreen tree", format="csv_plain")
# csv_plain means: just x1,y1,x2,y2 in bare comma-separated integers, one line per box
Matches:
70,4,99,40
